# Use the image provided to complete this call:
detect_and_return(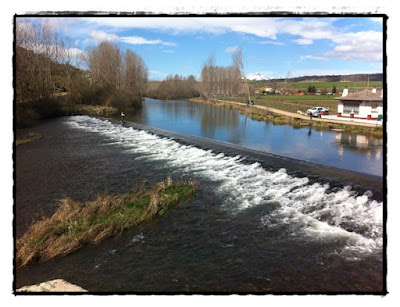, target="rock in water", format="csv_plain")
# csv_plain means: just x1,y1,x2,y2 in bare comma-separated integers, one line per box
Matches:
17,279,87,292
